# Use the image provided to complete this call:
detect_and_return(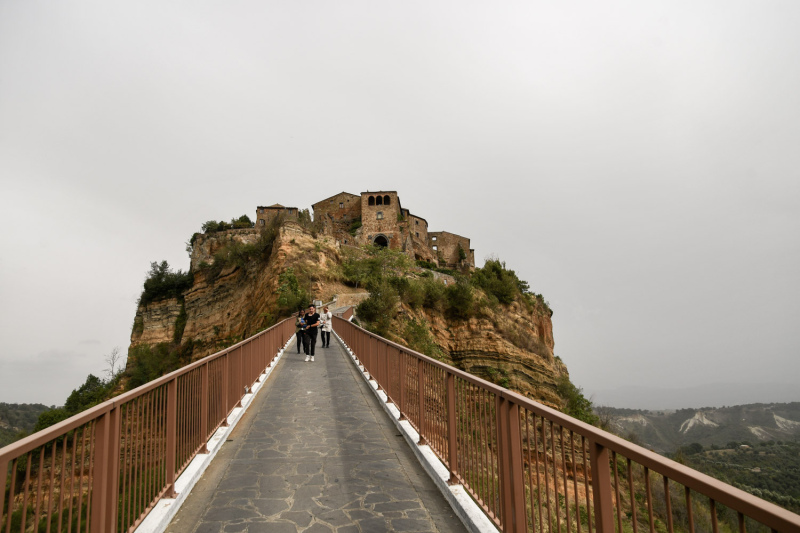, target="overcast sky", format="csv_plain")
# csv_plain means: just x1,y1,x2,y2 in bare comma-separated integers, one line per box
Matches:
1,1,798,409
